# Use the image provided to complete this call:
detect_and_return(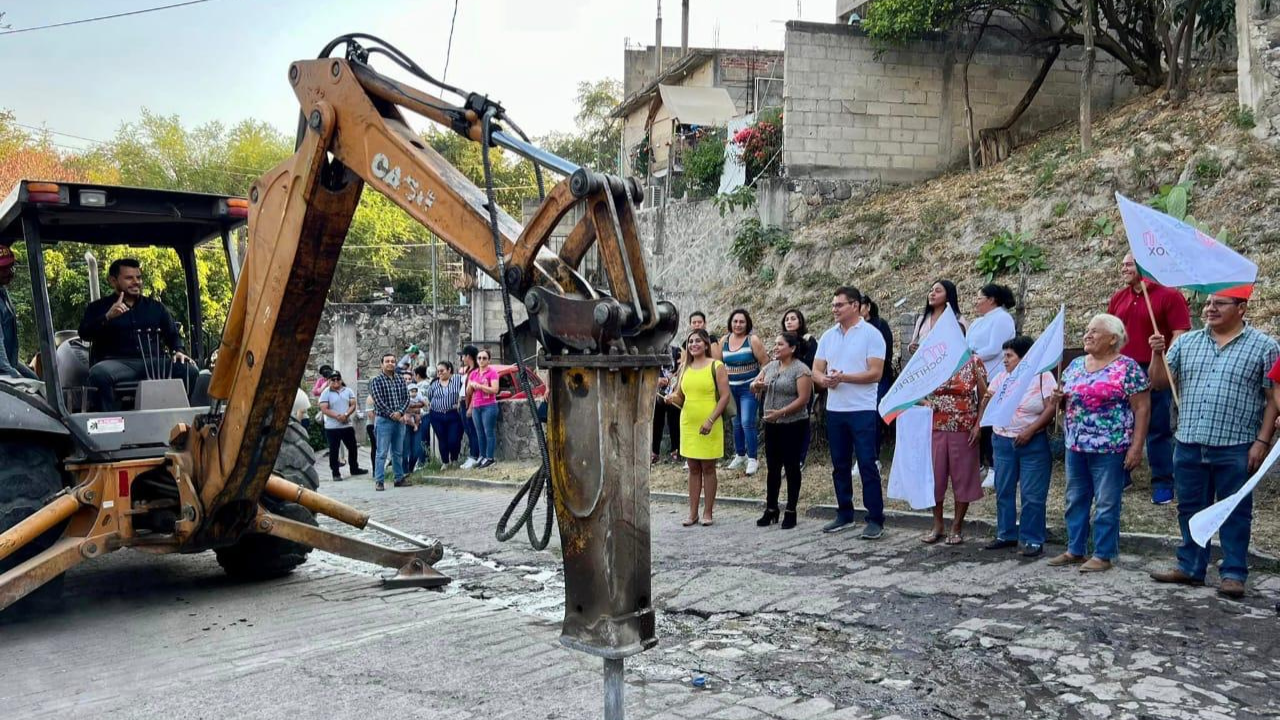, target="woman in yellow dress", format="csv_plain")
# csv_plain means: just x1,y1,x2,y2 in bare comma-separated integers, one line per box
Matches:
665,328,731,526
